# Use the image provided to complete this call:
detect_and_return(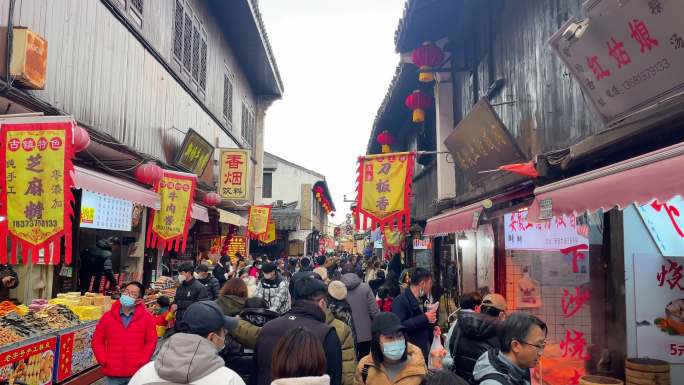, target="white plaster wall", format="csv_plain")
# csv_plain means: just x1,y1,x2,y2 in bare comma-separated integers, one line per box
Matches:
260,156,323,208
